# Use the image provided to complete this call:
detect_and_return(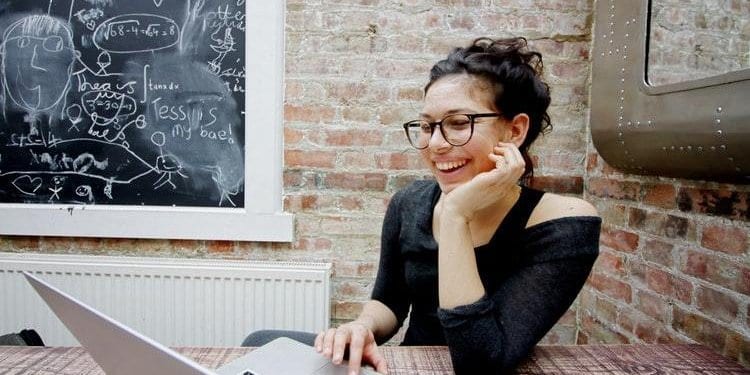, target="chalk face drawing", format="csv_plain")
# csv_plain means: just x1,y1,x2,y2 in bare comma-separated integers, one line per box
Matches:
0,0,246,207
